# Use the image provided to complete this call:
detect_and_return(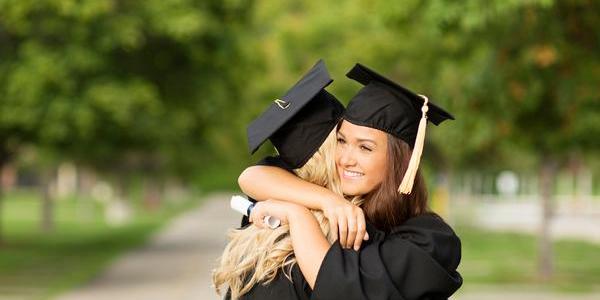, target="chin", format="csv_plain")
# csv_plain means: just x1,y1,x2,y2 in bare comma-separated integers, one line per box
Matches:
341,185,363,196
